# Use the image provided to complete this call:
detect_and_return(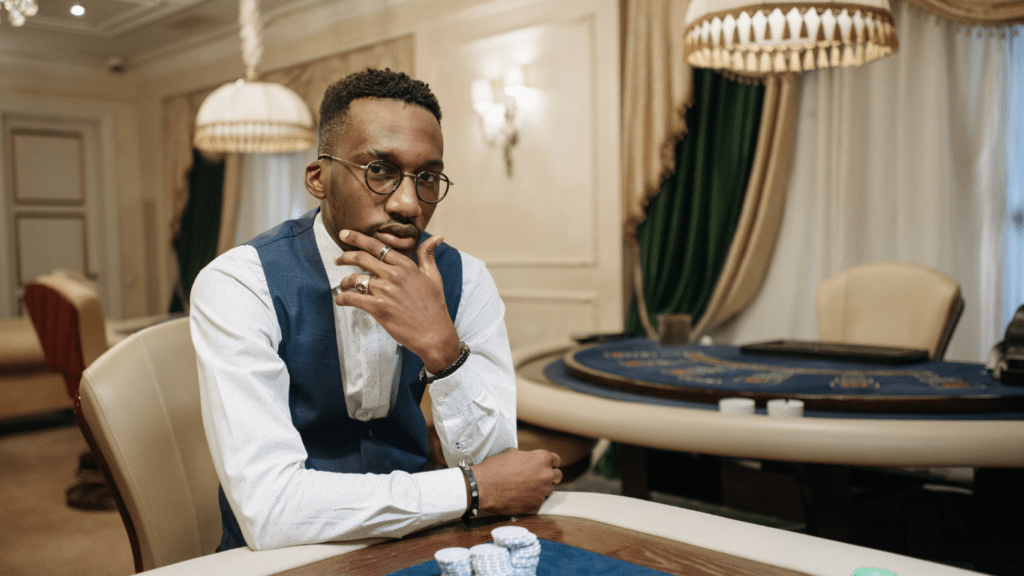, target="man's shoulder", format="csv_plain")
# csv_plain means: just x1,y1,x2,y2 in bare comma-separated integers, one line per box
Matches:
247,210,318,250
448,246,486,277
196,244,263,285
